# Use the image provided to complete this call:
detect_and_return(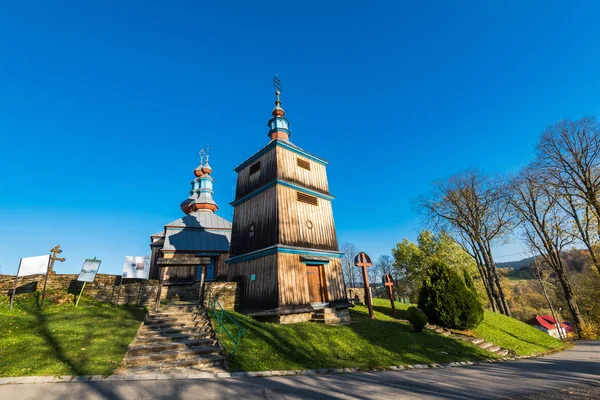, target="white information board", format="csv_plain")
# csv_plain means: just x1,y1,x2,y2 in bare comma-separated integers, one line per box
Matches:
17,255,51,277
122,256,150,279
77,259,102,283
